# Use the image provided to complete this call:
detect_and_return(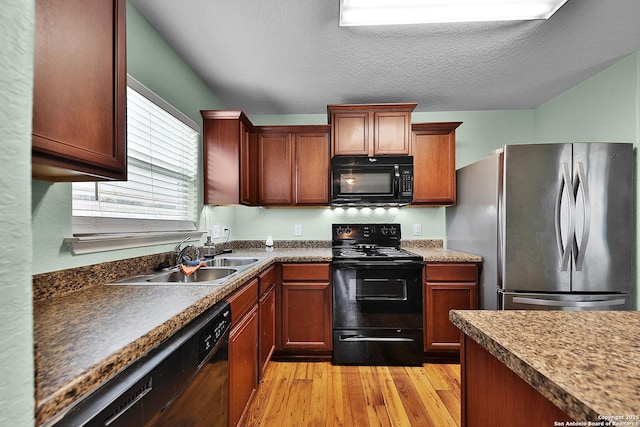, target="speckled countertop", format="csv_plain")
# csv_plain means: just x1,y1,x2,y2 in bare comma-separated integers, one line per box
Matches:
450,310,640,422
34,245,479,426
